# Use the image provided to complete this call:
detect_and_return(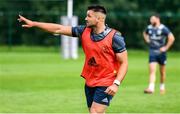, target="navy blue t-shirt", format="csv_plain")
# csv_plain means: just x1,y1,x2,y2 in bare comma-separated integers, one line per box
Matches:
72,25,126,53
145,24,171,55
